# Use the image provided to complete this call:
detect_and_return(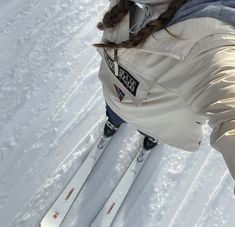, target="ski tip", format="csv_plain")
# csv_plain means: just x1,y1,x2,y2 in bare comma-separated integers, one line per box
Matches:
40,214,61,227
40,221,56,227
40,219,49,227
